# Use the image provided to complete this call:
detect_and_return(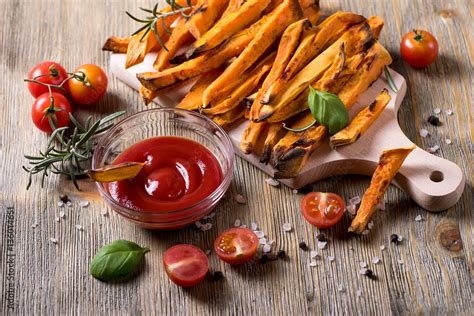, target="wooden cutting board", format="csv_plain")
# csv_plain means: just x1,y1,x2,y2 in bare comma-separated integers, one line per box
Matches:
110,53,465,212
